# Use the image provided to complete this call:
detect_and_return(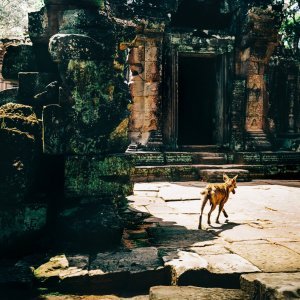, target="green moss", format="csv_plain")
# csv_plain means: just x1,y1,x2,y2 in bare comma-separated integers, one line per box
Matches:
64,155,134,199
107,118,130,153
